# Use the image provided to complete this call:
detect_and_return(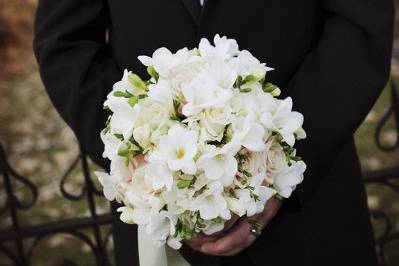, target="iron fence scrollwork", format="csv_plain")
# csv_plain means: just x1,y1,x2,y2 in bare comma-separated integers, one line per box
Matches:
0,145,113,266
